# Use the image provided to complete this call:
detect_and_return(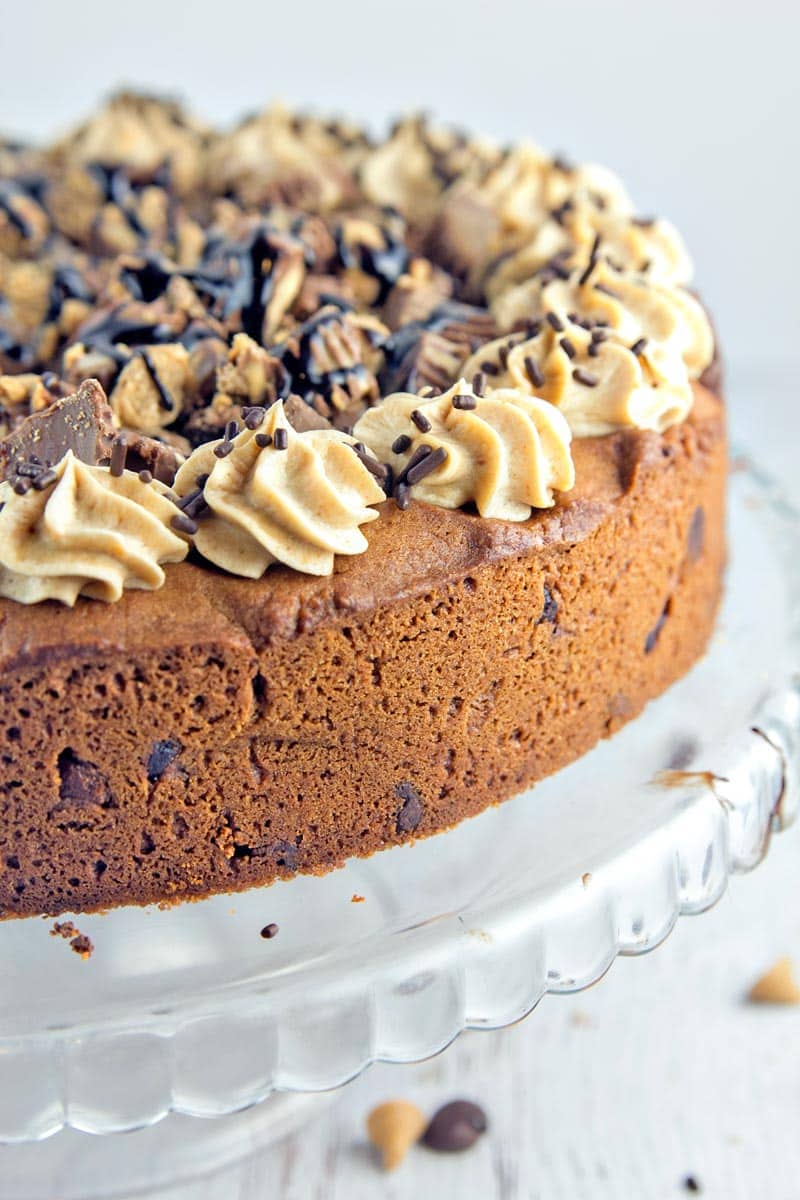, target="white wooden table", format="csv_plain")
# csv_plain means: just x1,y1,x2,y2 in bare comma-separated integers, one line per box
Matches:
229,367,800,1200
